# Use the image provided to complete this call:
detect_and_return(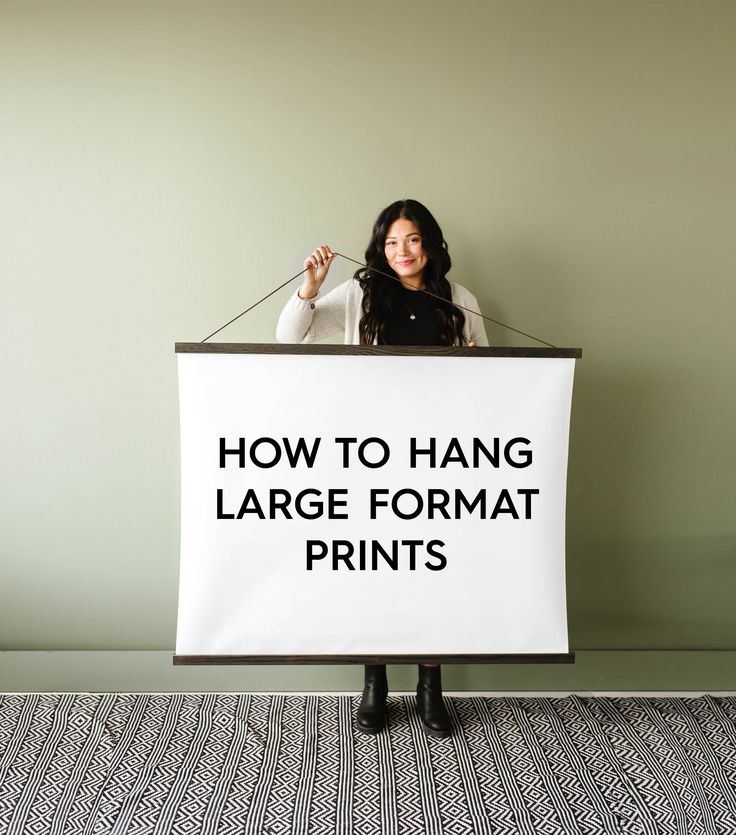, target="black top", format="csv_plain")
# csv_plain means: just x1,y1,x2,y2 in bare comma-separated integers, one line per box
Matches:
383,287,442,346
